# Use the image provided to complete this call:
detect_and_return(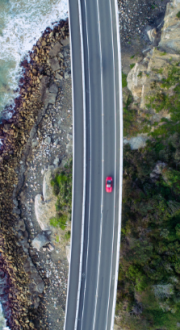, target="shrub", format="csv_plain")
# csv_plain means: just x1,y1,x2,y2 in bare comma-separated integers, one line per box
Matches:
176,11,180,19
64,231,71,240
50,214,68,230
130,63,135,69
122,72,127,88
